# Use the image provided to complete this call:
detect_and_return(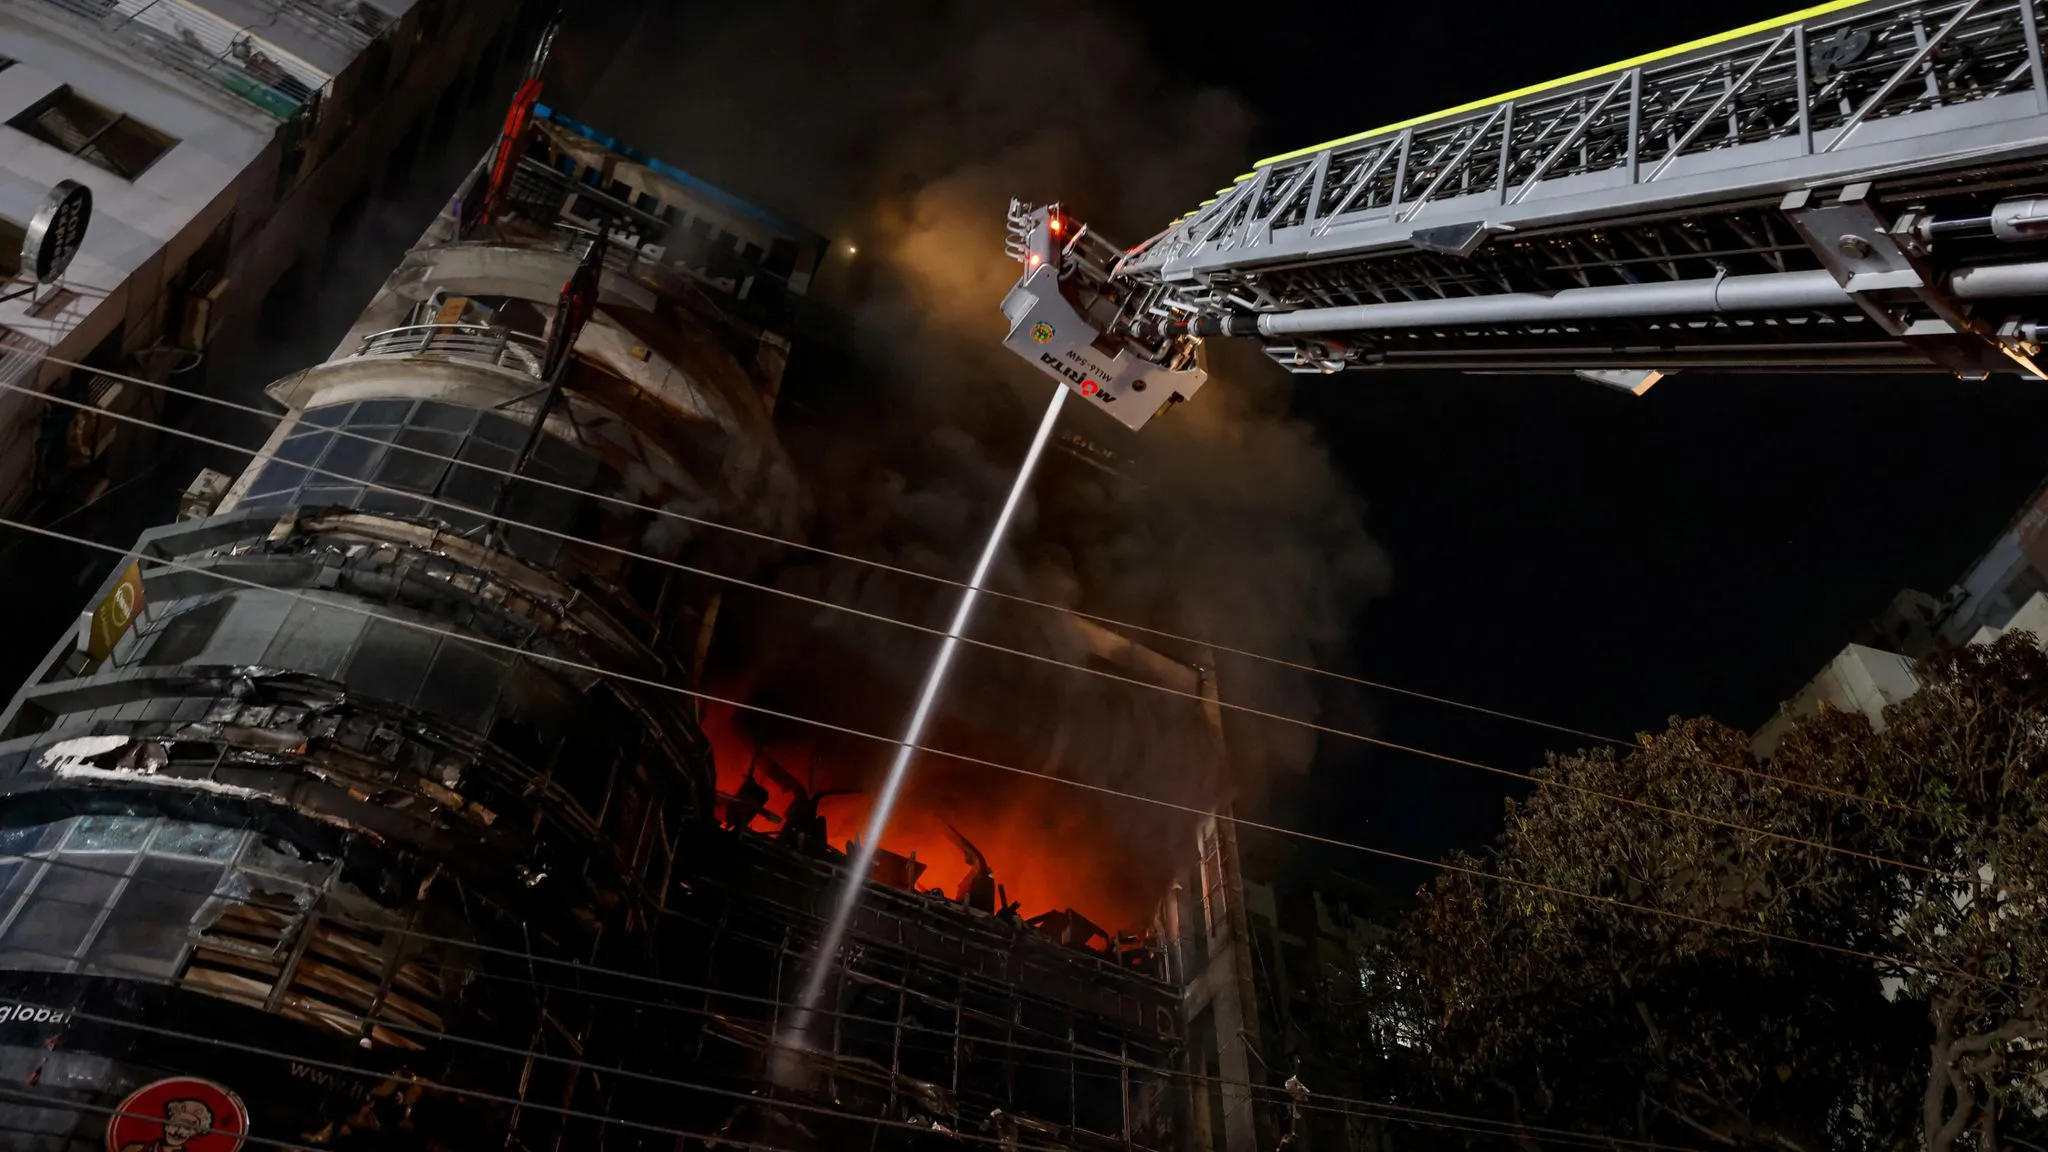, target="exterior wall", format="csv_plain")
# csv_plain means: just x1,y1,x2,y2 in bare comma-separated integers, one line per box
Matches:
1752,642,1922,757
0,0,521,511
1932,481,2048,645
0,78,804,1147
0,84,1191,1152
1970,589,2048,646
